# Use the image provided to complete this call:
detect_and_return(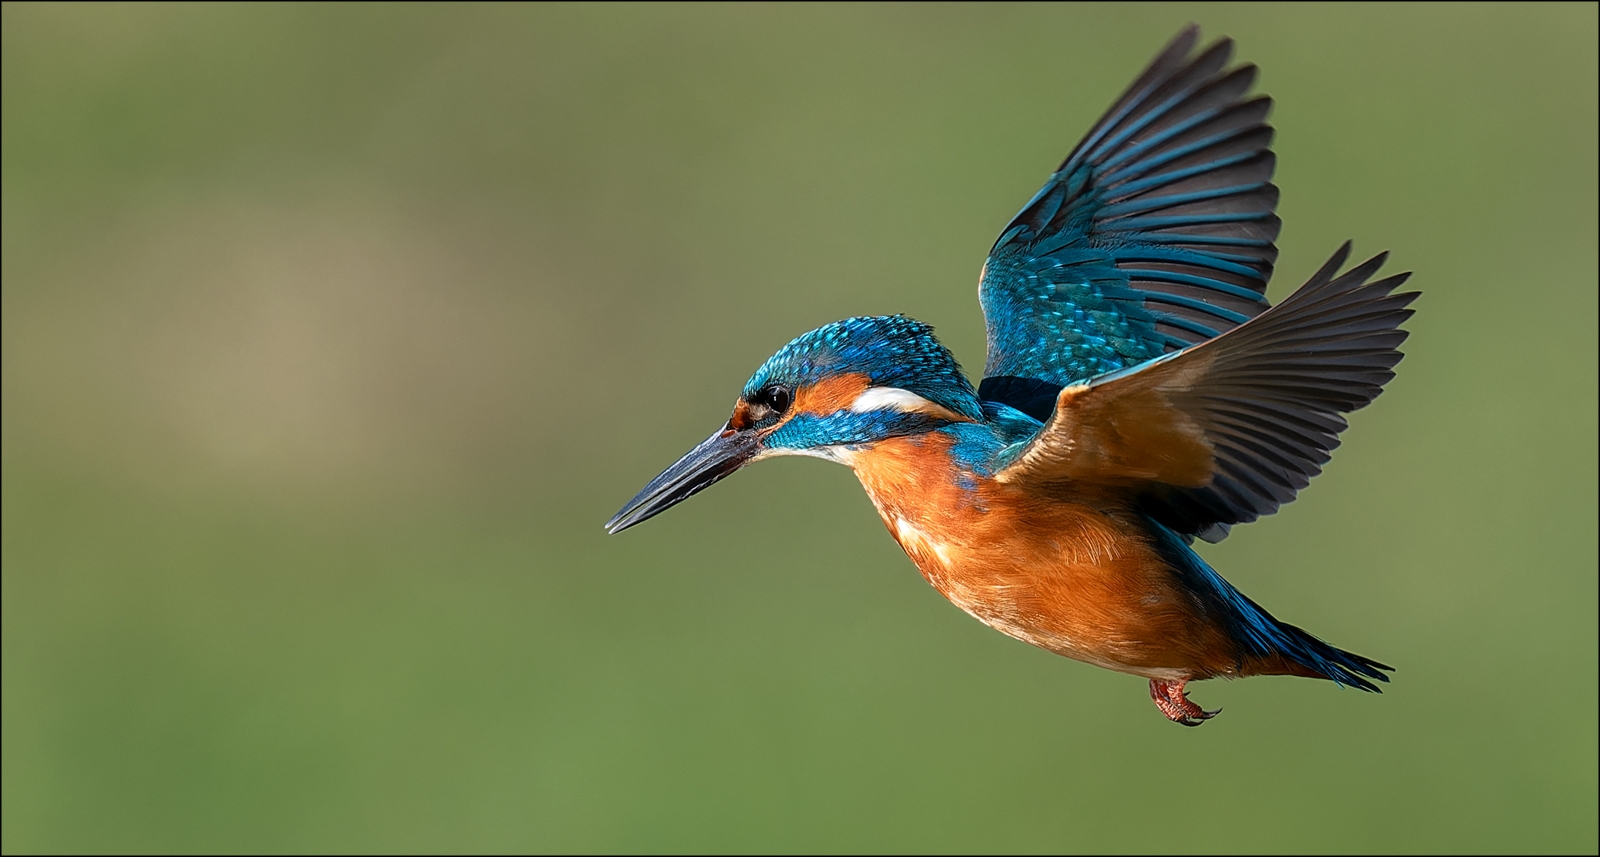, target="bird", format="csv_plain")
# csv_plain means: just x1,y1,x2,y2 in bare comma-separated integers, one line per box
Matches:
606,25,1417,726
